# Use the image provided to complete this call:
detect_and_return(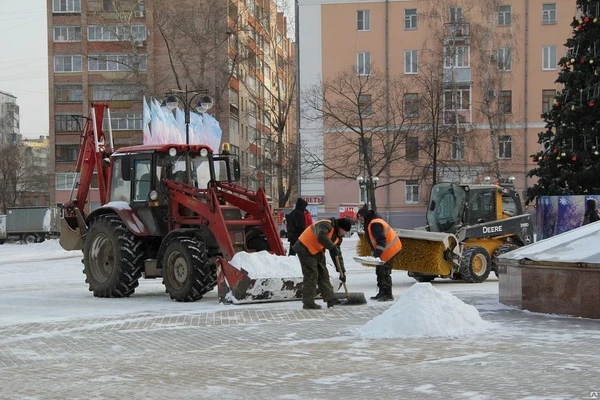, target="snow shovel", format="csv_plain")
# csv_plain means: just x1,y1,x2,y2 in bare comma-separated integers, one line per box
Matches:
334,256,367,305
